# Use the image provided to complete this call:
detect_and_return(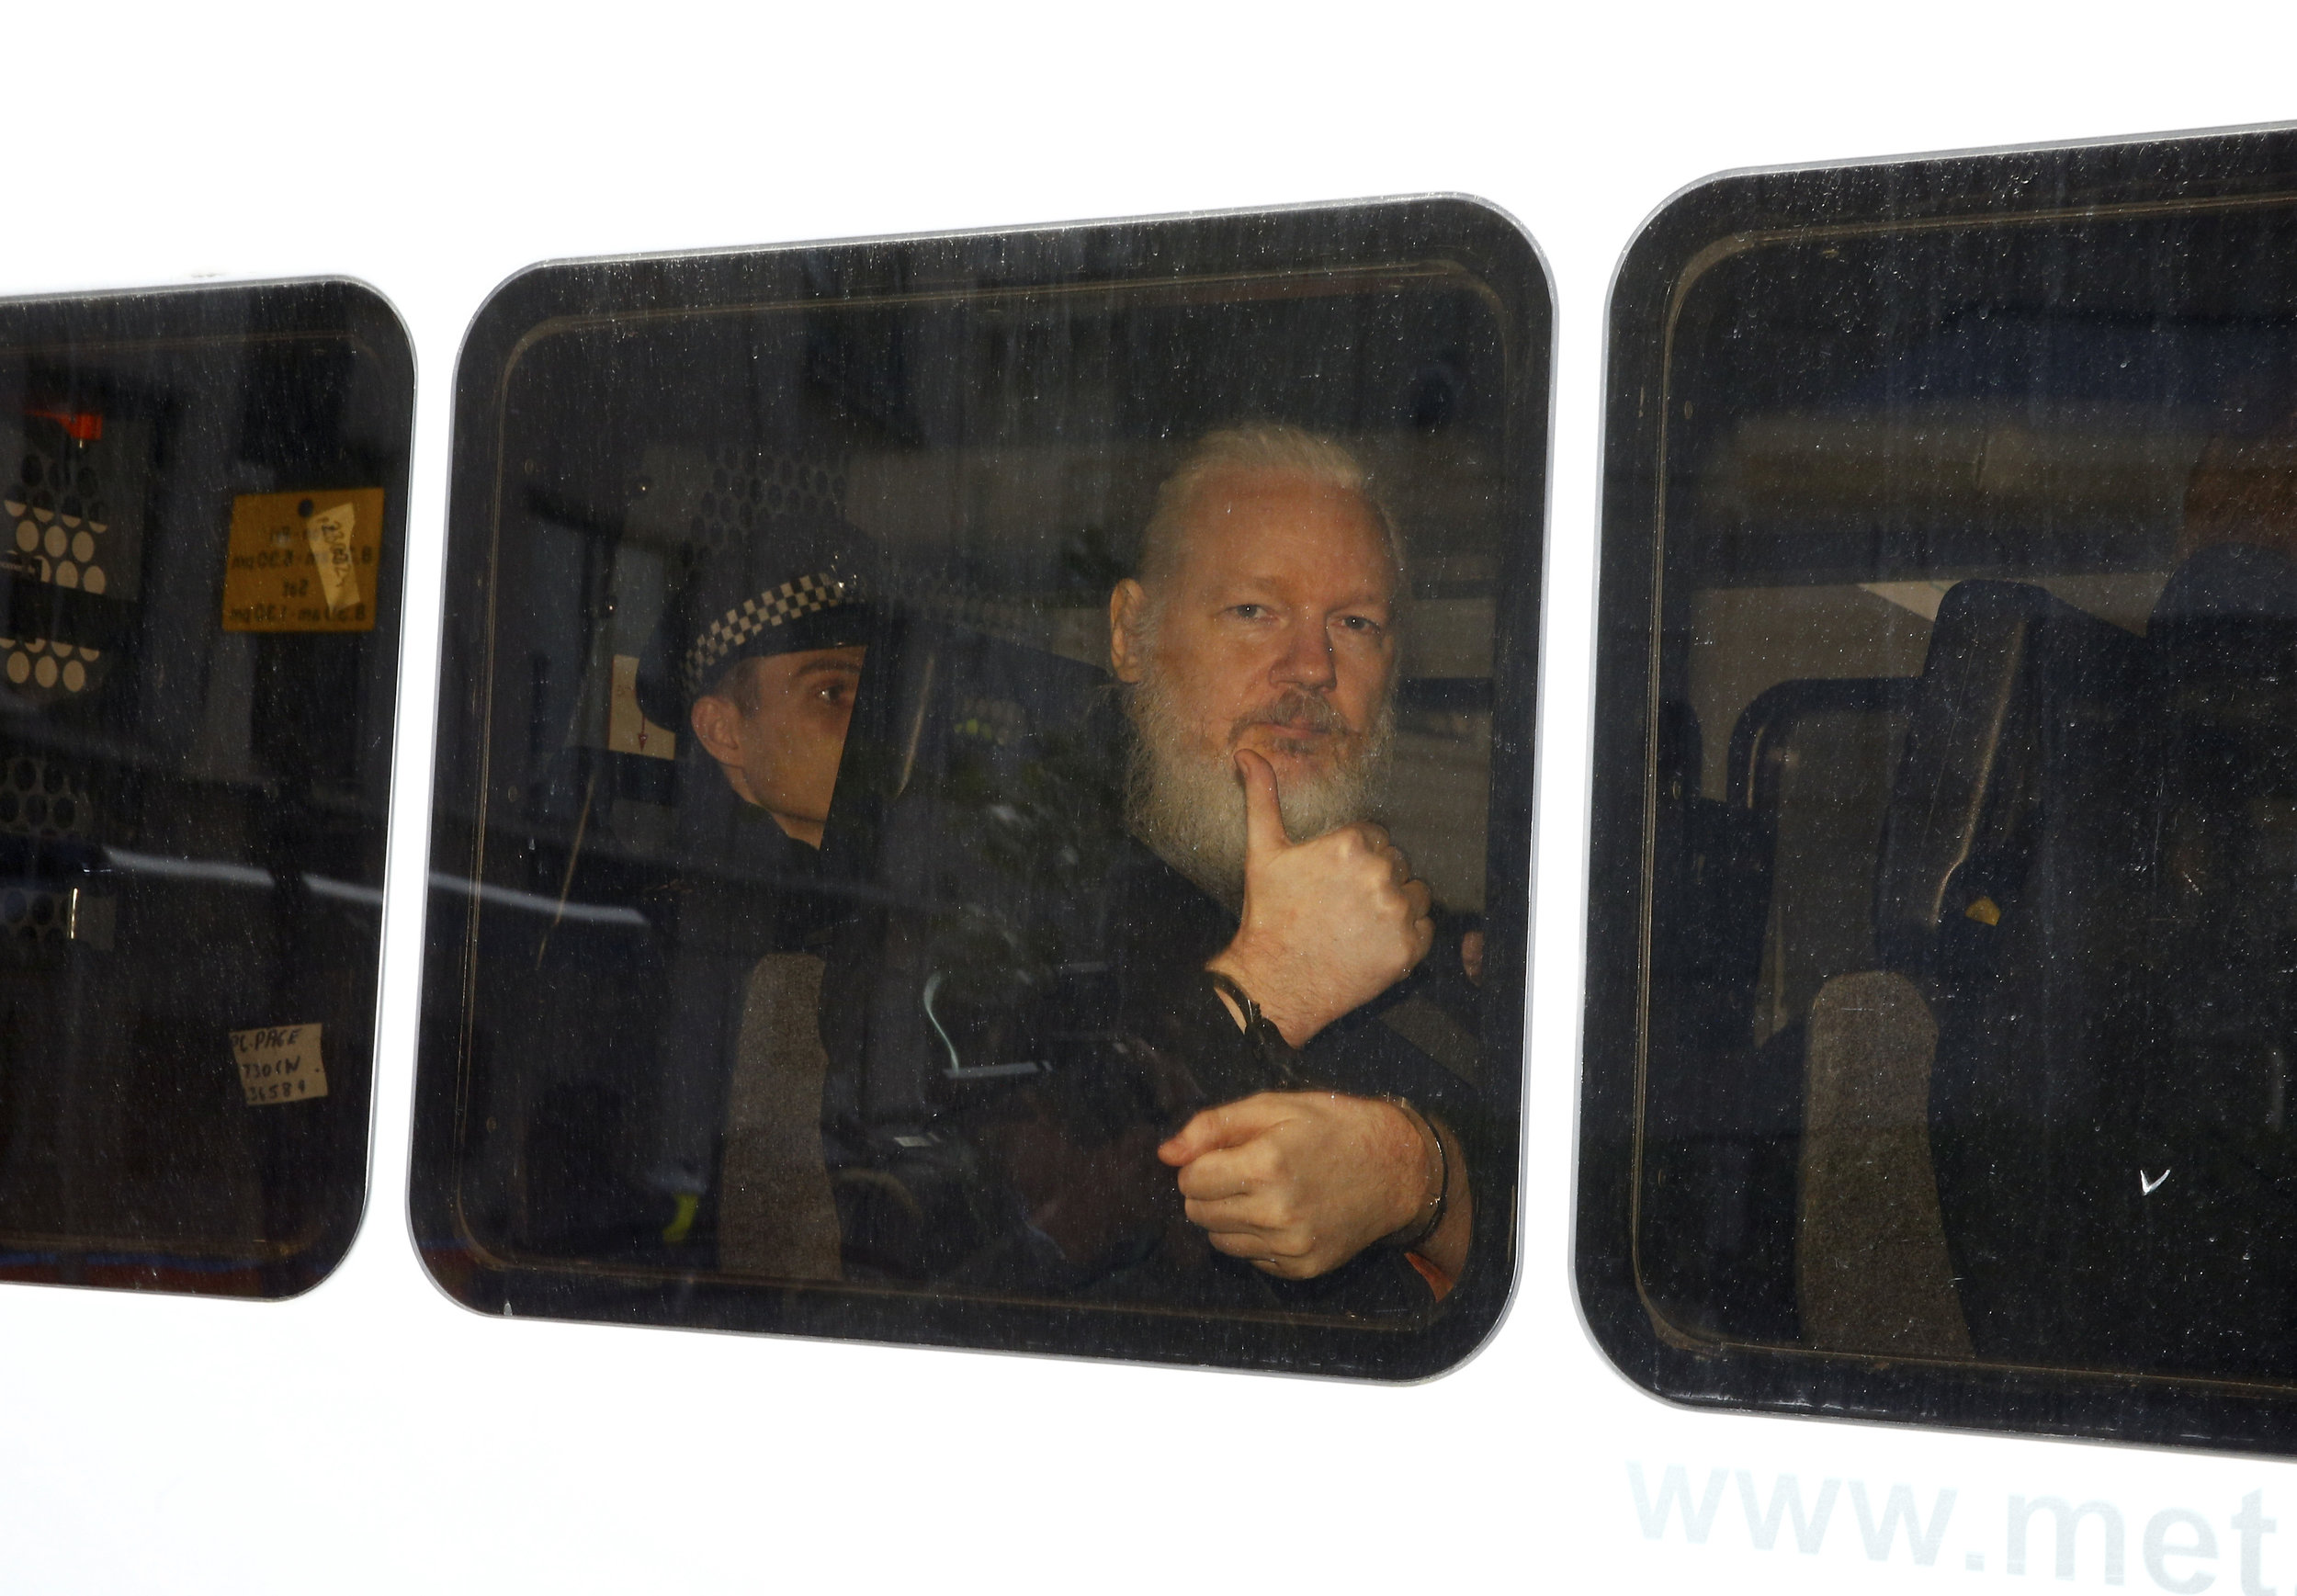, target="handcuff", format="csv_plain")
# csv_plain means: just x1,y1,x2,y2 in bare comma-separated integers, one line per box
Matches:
1378,1094,1450,1252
